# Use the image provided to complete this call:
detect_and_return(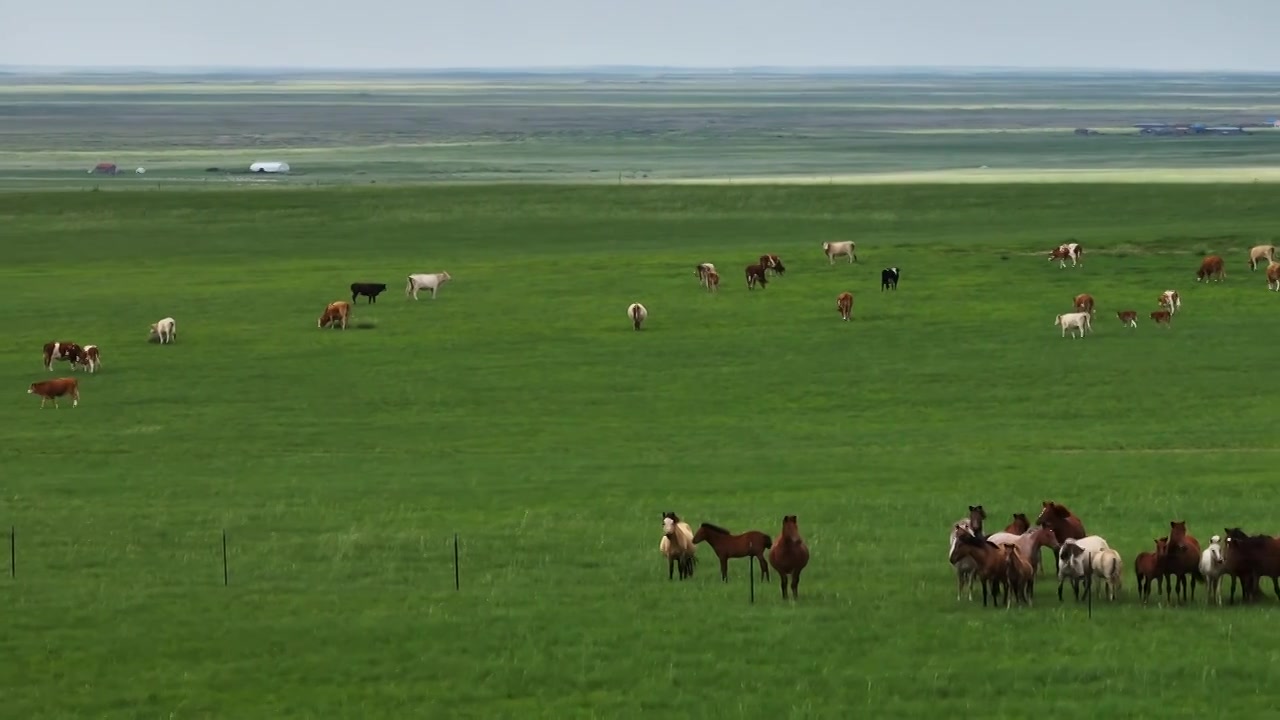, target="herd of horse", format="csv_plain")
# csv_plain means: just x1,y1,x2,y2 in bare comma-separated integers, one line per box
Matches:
952,501,1280,609
659,512,810,600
